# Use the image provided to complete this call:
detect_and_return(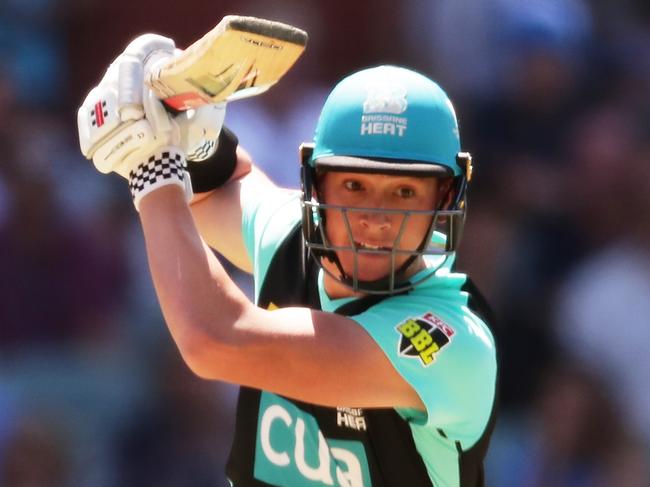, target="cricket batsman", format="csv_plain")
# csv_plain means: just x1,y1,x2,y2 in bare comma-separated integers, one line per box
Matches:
77,31,498,487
